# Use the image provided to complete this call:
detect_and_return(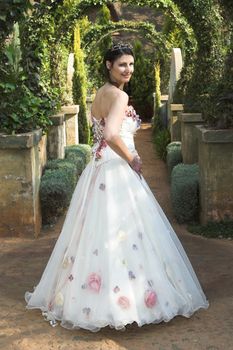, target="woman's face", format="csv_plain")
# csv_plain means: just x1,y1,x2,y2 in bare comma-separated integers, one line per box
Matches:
106,54,134,86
